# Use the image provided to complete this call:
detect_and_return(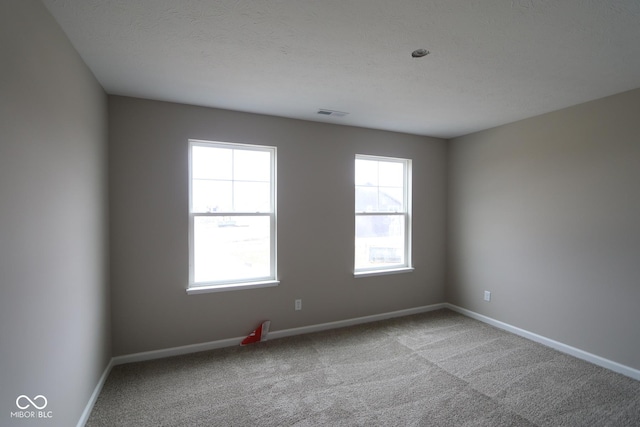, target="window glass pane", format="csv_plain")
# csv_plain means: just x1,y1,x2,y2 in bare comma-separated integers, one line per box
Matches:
378,187,403,211
192,180,232,212
355,186,378,212
355,155,410,273
355,159,378,186
234,181,271,212
190,141,276,288
234,149,271,182
193,216,271,283
355,215,405,269
192,146,232,180
378,161,404,187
